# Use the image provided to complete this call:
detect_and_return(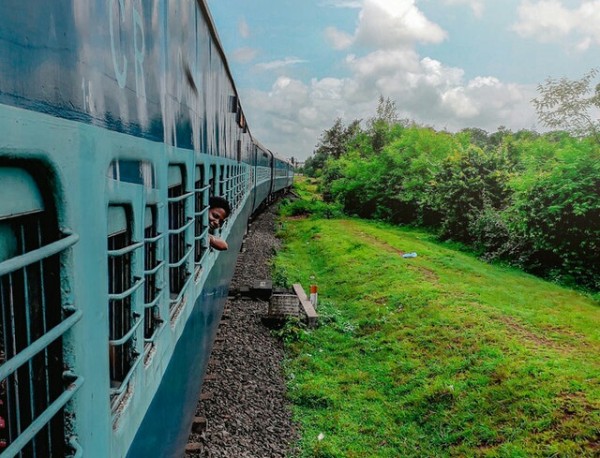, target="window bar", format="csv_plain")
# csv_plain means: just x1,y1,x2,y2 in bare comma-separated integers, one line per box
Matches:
110,351,142,402
0,219,79,457
168,184,192,309
0,372,83,458
108,314,143,347
107,213,141,402
219,166,225,197
34,221,52,456
194,181,210,264
229,166,234,205
167,191,194,204
225,166,230,204
194,212,209,263
168,218,194,236
0,311,82,382
0,235,79,277
143,220,164,343
193,226,210,265
108,277,144,301
168,271,194,311
18,224,37,457
168,244,194,269
142,285,164,346
107,241,144,258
